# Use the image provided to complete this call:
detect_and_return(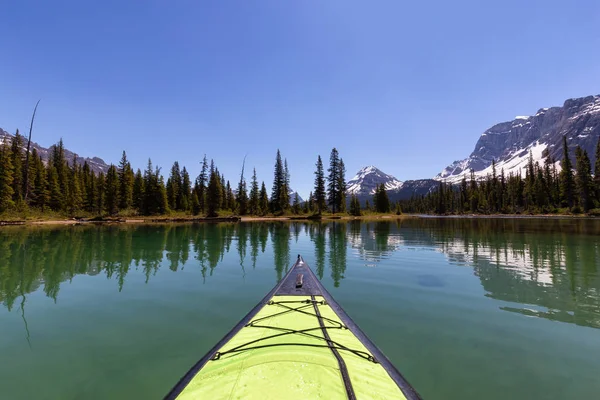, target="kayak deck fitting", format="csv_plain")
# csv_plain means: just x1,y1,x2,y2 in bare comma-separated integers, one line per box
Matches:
165,255,421,399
